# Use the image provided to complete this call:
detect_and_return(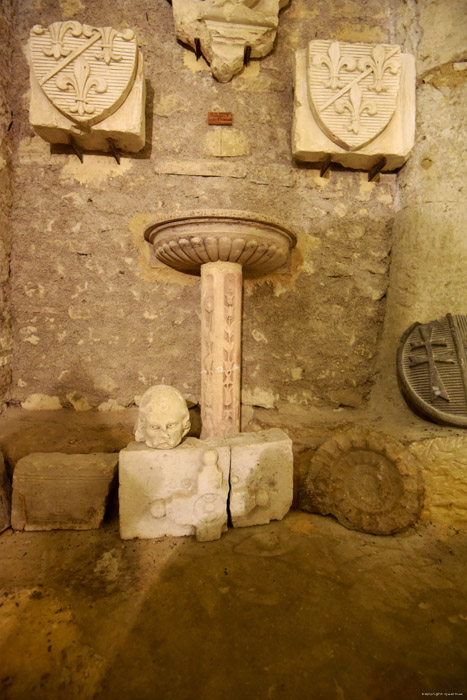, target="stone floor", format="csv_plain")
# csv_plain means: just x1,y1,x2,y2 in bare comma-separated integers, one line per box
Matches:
0,511,466,700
